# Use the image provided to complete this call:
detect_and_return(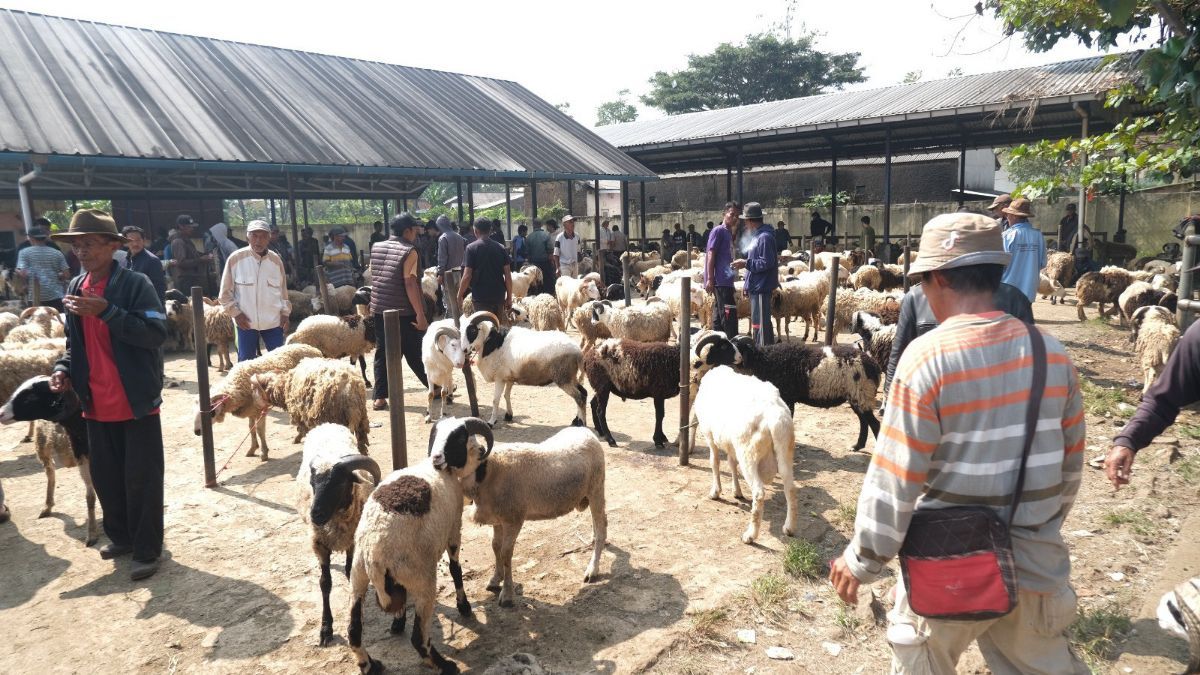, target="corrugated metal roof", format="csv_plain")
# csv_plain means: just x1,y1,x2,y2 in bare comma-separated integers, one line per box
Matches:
0,9,654,180
597,54,1139,150
659,151,959,178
